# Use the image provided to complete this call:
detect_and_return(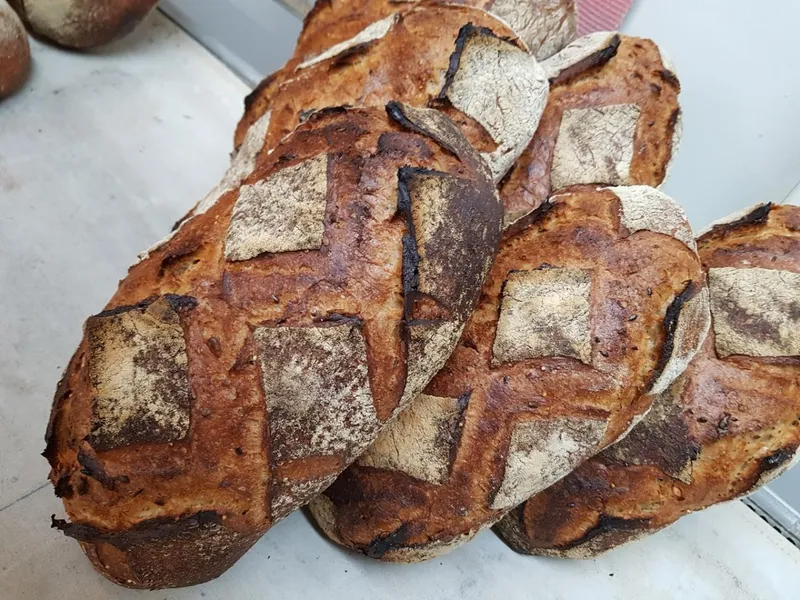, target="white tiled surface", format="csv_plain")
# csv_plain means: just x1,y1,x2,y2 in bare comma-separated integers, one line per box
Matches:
1,6,799,600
